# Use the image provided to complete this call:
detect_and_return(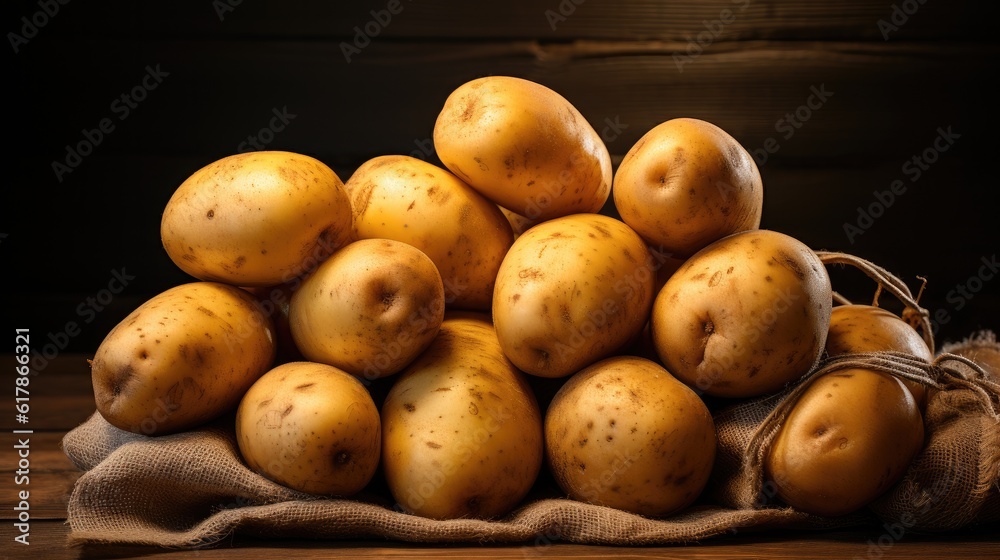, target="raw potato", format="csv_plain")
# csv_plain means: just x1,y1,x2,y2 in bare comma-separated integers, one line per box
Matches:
161,151,353,286
651,229,832,398
434,76,612,221
493,214,655,378
91,282,276,435
545,356,716,516
236,361,381,496
613,118,763,257
289,239,445,380
765,367,924,516
345,155,514,309
826,304,932,408
381,312,543,519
